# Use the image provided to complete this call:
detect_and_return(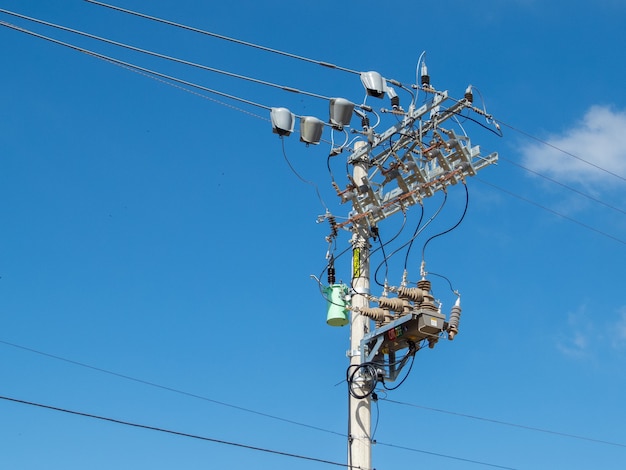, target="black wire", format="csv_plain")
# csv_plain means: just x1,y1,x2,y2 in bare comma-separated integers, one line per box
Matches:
427,271,457,295
280,138,327,210
372,252,387,289
347,363,378,399
439,106,504,137
372,227,389,288
375,440,518,470
369,212,409,287
476,178,626,246
0,339,345,438
327,153,337,183
1,341,565,468
372,205,424,286
501,155,626,216
498,119,626,183
371,393,380,443
385,190,447,275
381,353,416,392
0,21,271,113
380,397,626,449
421,182,469,263
0,395,359,469
84,0,362,76
402,202,426,271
